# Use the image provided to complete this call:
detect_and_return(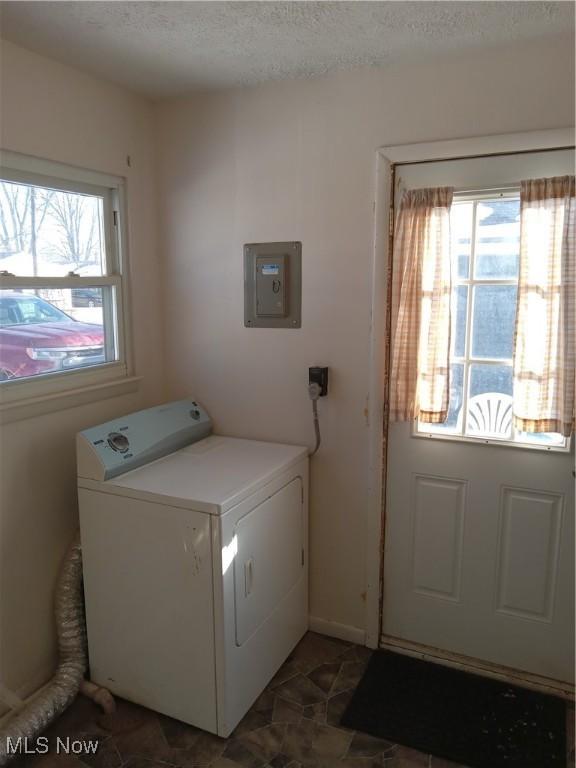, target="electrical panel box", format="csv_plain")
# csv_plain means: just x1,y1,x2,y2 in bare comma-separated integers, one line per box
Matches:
244,242,302,328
